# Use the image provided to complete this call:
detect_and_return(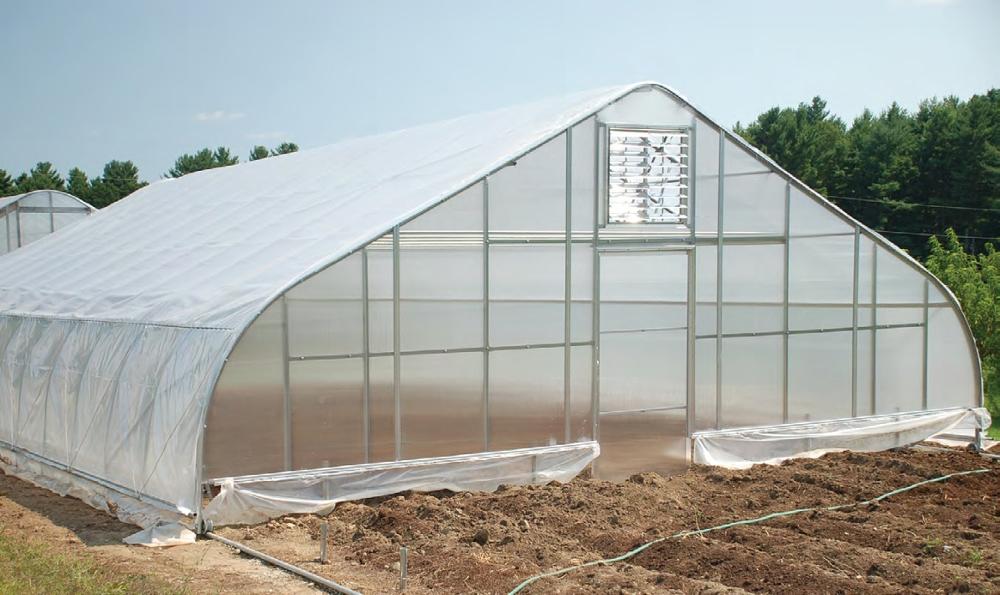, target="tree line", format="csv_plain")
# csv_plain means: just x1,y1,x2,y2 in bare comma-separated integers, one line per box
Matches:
734,89,1000,258
0,142,298,209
